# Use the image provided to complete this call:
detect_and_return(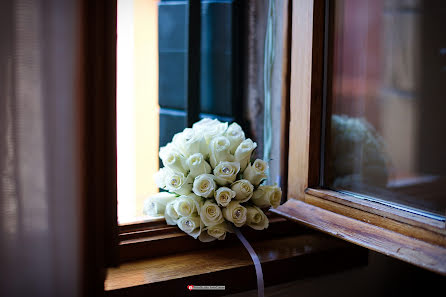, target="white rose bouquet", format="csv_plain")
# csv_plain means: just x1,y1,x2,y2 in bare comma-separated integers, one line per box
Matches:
144,118,282,242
